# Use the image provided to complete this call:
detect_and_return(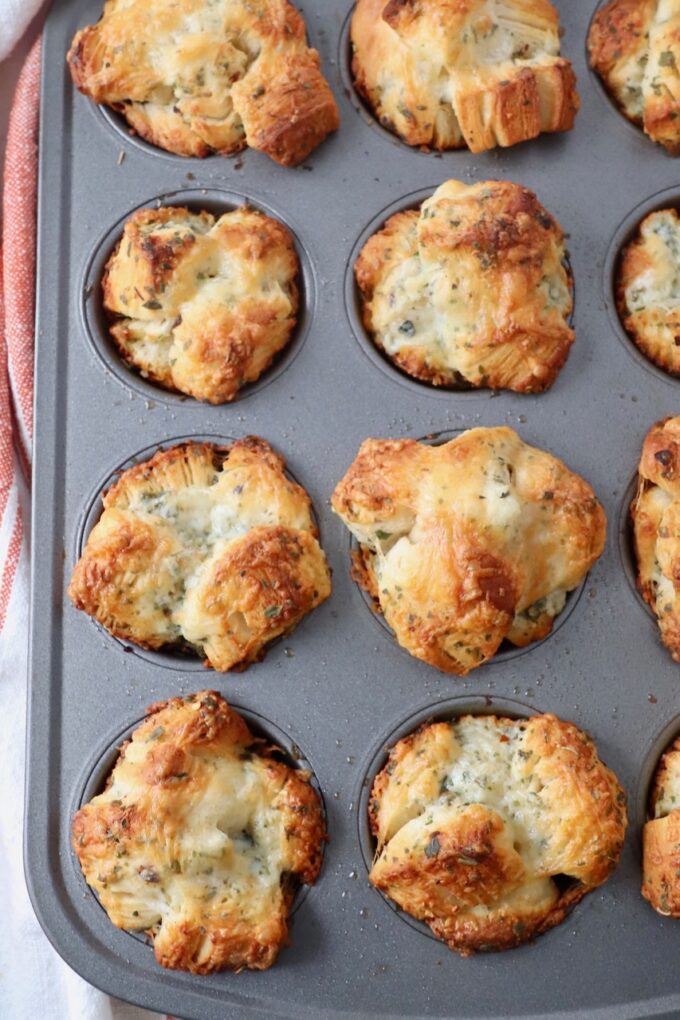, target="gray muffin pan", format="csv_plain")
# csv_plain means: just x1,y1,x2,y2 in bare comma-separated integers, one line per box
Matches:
25,1,680,1017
